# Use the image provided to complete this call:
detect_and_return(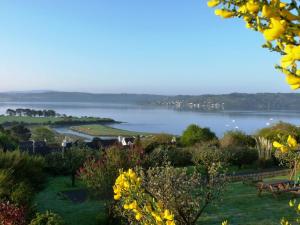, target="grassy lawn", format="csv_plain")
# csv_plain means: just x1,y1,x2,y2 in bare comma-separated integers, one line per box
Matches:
199,177,297,225
71,124,150,137
0,115,114,125
34,176,106,225
35,175,299,225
